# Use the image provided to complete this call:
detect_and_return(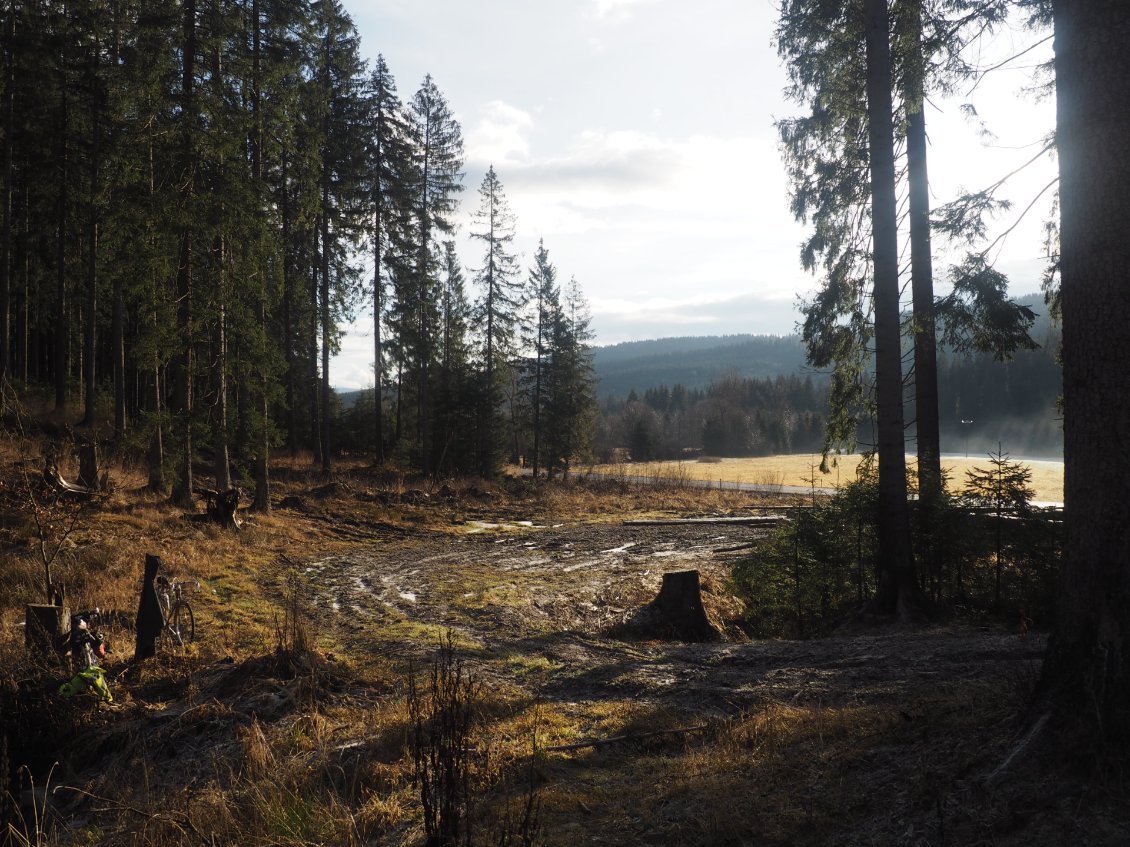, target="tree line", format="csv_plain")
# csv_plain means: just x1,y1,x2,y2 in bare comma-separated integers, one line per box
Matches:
592,312,1061,465
0,0,598,494
596,374,828,462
